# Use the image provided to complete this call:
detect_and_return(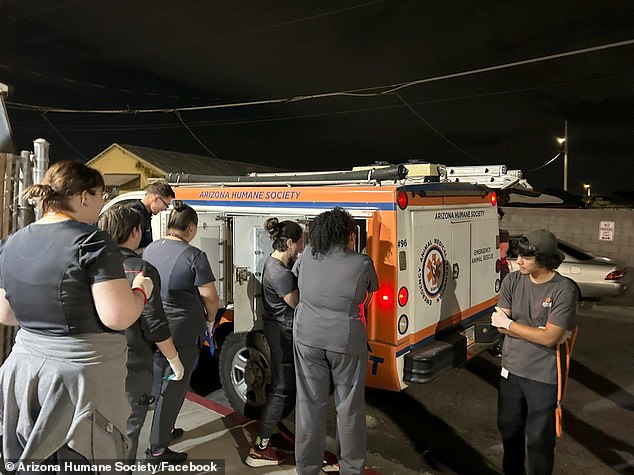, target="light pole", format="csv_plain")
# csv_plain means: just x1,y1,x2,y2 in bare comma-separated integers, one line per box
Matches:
556,120,568,191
